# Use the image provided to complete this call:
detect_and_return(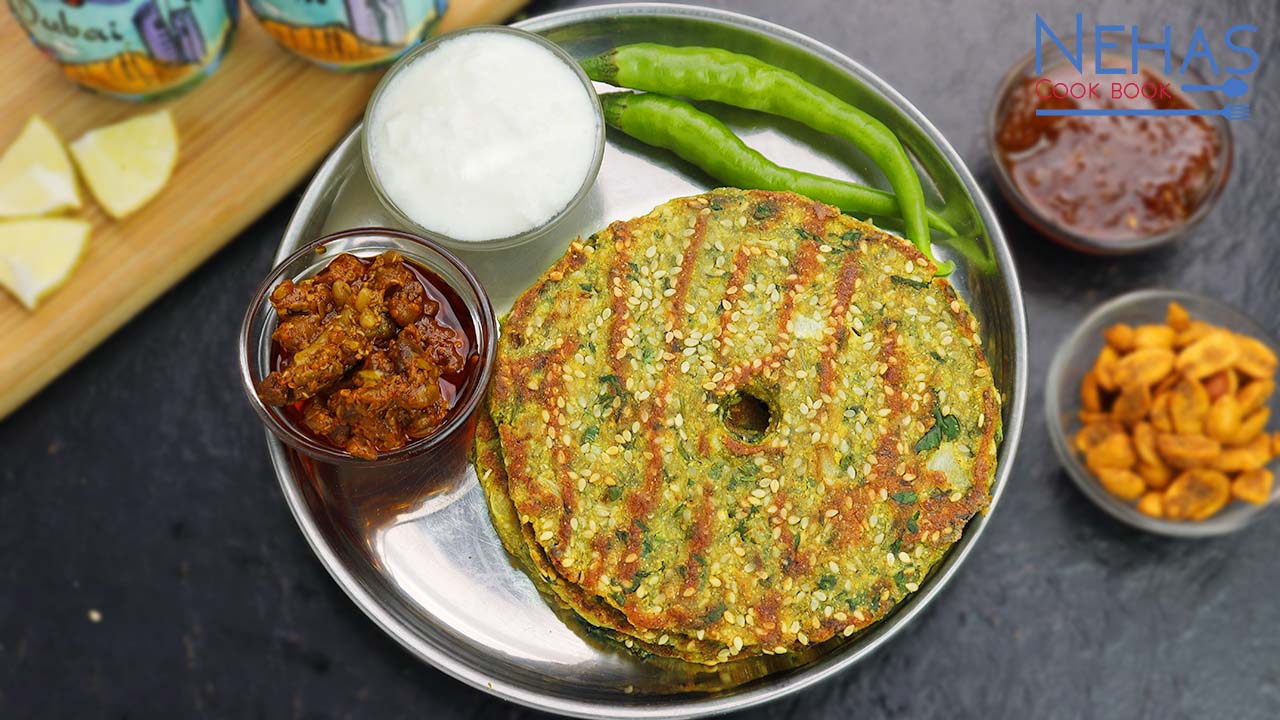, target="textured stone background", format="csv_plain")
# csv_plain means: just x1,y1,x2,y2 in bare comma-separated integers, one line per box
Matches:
2,0,1277,717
